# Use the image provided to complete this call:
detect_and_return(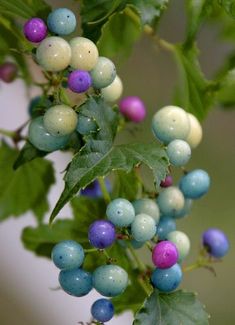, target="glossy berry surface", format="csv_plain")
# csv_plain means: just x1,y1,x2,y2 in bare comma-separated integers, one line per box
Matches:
156,216,176,240
36,36,71,72
151,263,182,292
106,198,135,227
131,213,156,242
202,228,229,258
47,8,76,35
132,198,160,224
119,96,146,123
51,240,84,270
0,62,18,83
90,57,116,89
76,115,97,135
80,179,111,197
101,75,123,102
92,264,128,297
68,70,92,93
28,116,70,152
167,139,191,167
157,186,185,217
44,104,78,136
160,175,173,188
179,169,210,199
23,18,47,43
88,220,116,249
152,105,190,144
91,299,114,323
174,199,192,219
152,241,178,269
167,230,190,262
59,268,92,297
186,113,203,149
70,37,98,70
